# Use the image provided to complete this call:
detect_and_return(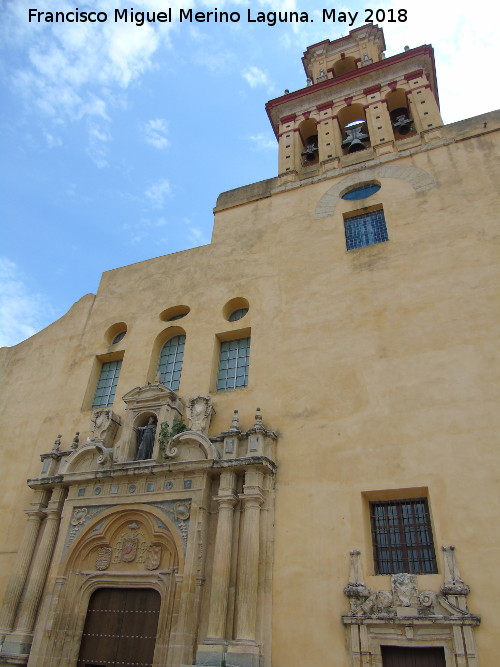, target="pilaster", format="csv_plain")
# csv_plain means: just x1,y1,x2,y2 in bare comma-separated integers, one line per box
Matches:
0,489,50,638
206,471,238,640
235,470,264,642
